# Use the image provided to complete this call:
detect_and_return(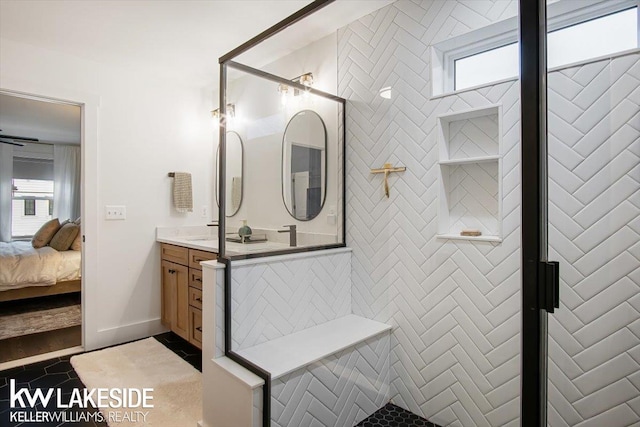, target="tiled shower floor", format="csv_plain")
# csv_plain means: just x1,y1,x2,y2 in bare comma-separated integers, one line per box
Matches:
356,403,442,427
